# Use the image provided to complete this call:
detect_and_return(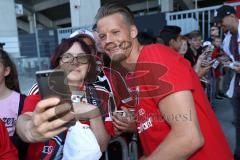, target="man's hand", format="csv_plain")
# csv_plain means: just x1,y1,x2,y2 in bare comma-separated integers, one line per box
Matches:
233,63,240,73
27,97,75,142
112,107,137,135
